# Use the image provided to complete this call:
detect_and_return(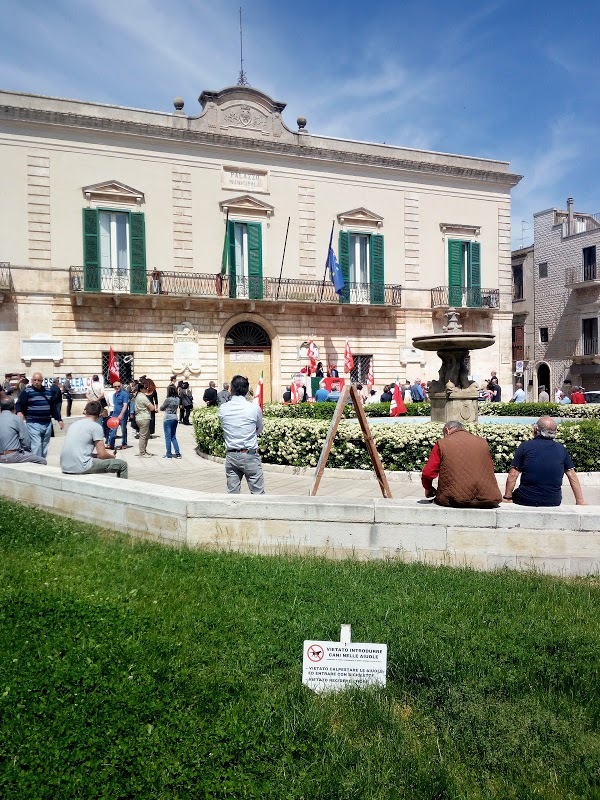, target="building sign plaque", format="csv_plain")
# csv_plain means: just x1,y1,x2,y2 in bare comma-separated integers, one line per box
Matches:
222,167,269,194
